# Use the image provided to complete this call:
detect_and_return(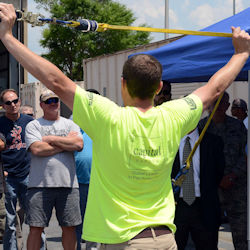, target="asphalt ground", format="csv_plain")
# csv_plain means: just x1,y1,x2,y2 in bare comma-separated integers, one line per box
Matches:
0,211,234,250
